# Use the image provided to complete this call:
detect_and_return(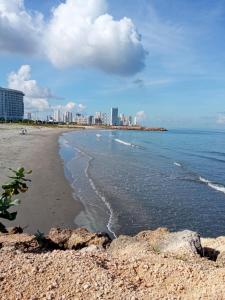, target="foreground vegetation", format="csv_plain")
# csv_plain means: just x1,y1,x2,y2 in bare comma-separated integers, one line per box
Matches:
0,168,31,232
